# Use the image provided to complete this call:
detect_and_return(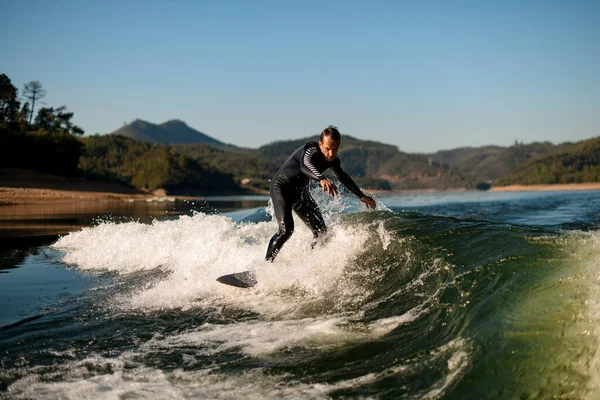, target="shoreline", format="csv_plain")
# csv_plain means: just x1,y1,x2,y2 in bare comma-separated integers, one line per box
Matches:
488,182,600,192
369,182,600,195
3,169,600,205
0,169,200,206
0,186,182,206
